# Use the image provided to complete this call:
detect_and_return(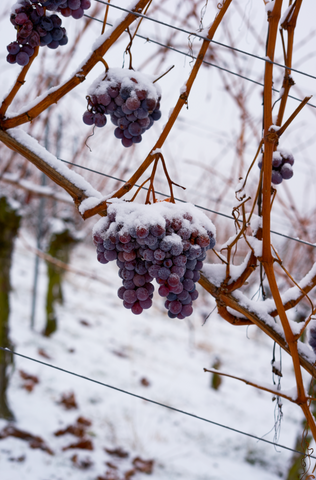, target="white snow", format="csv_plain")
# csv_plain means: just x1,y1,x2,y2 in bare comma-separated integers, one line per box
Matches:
203,252,252,287
246,235,263,257
250,214,262,235
93,199,216,239
88,68,161,101
0,230,306,480
7,128,102,201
